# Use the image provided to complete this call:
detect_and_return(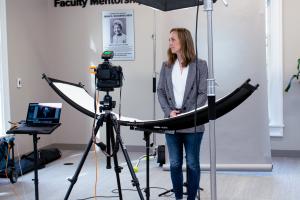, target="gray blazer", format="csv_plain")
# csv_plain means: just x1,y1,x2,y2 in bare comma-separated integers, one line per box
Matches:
157,59,208,133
